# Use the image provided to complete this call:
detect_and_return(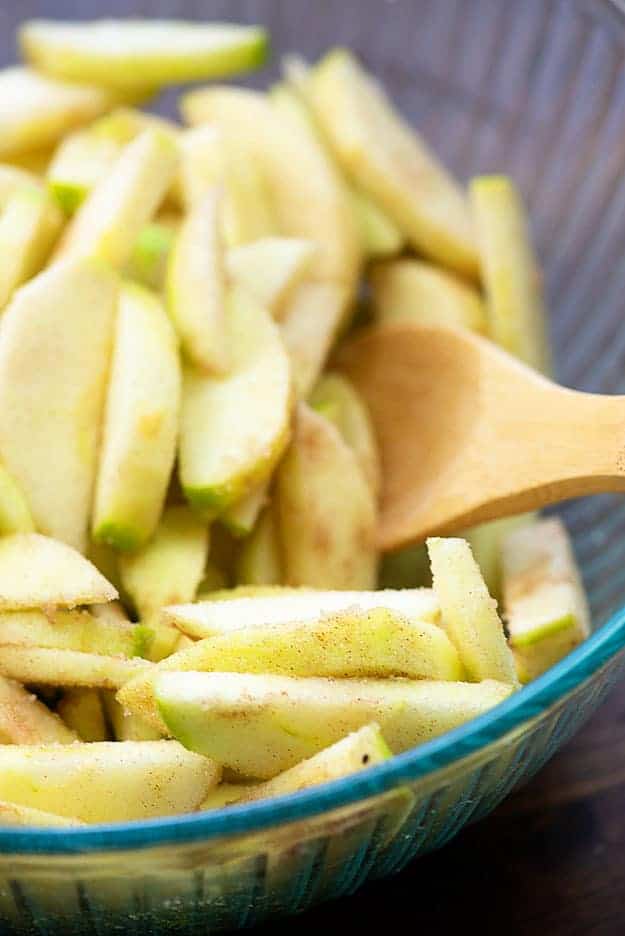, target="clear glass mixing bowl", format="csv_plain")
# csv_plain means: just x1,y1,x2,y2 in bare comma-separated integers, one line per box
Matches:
2,0,625,931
